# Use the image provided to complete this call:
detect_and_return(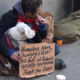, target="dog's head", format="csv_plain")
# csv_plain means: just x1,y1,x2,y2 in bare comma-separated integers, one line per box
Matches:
9,22,36,41
16,22,36,39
